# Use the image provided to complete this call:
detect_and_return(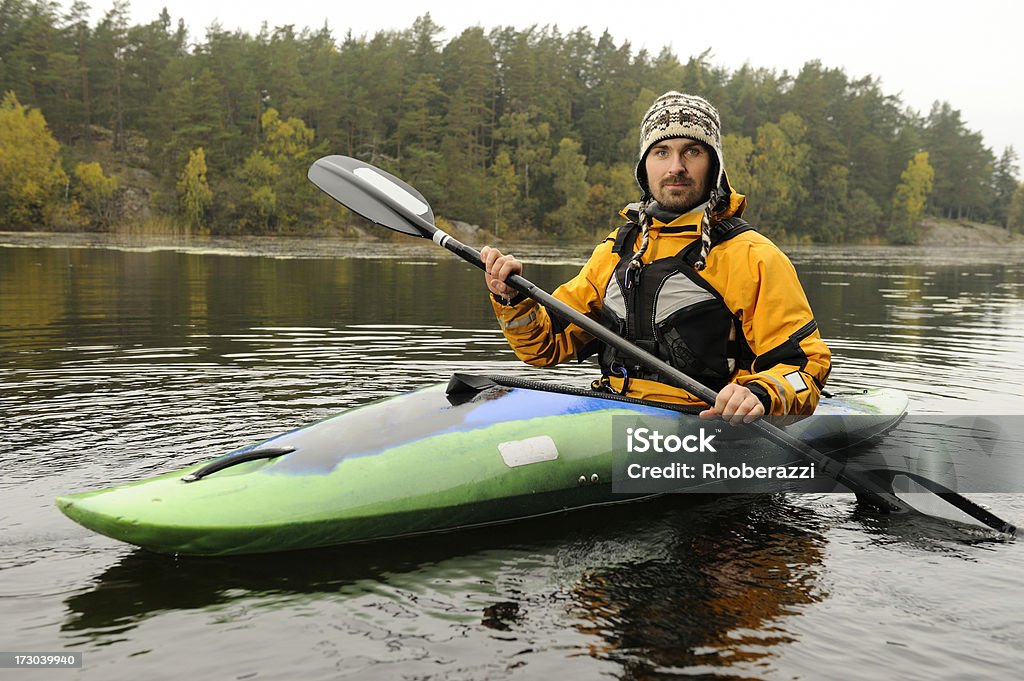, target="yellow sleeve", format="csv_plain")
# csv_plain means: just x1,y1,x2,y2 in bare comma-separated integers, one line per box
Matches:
715,236,832,416
490,239,616,367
